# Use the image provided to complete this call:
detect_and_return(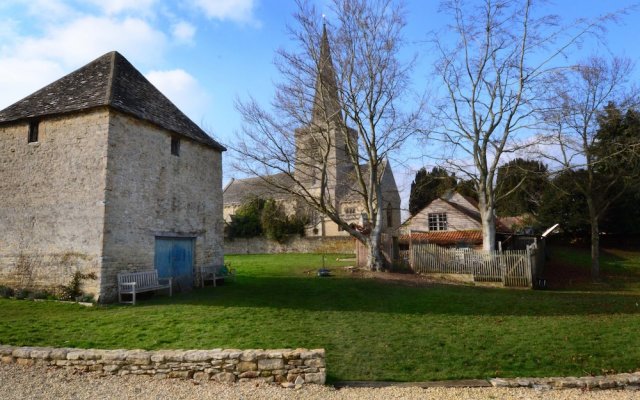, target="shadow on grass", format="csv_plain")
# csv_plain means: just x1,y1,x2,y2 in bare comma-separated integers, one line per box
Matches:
544,246,640,292
141,274,640,317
